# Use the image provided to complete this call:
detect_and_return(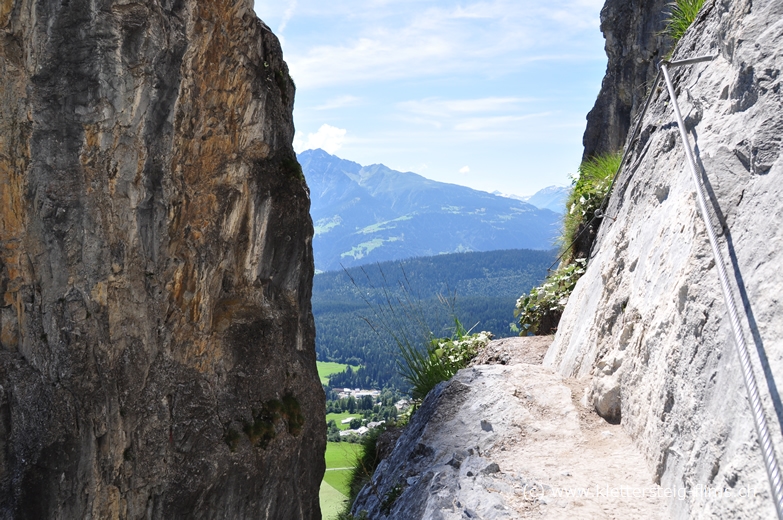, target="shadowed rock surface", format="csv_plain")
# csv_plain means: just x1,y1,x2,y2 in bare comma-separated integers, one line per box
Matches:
0,1,324,518
582,0,673,160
